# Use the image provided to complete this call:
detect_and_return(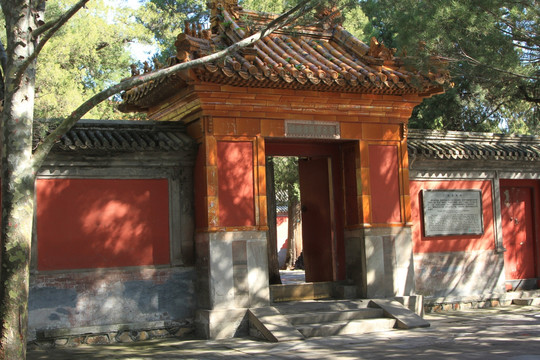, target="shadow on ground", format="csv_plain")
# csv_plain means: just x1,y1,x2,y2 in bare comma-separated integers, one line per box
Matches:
28,306,540,360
